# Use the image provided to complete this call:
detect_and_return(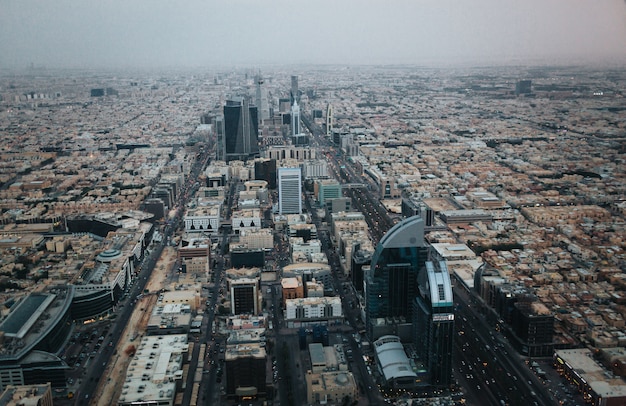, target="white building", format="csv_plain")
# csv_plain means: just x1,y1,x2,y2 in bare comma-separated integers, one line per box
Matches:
231,208,262,234
285,296,343,323
278,167,302,215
